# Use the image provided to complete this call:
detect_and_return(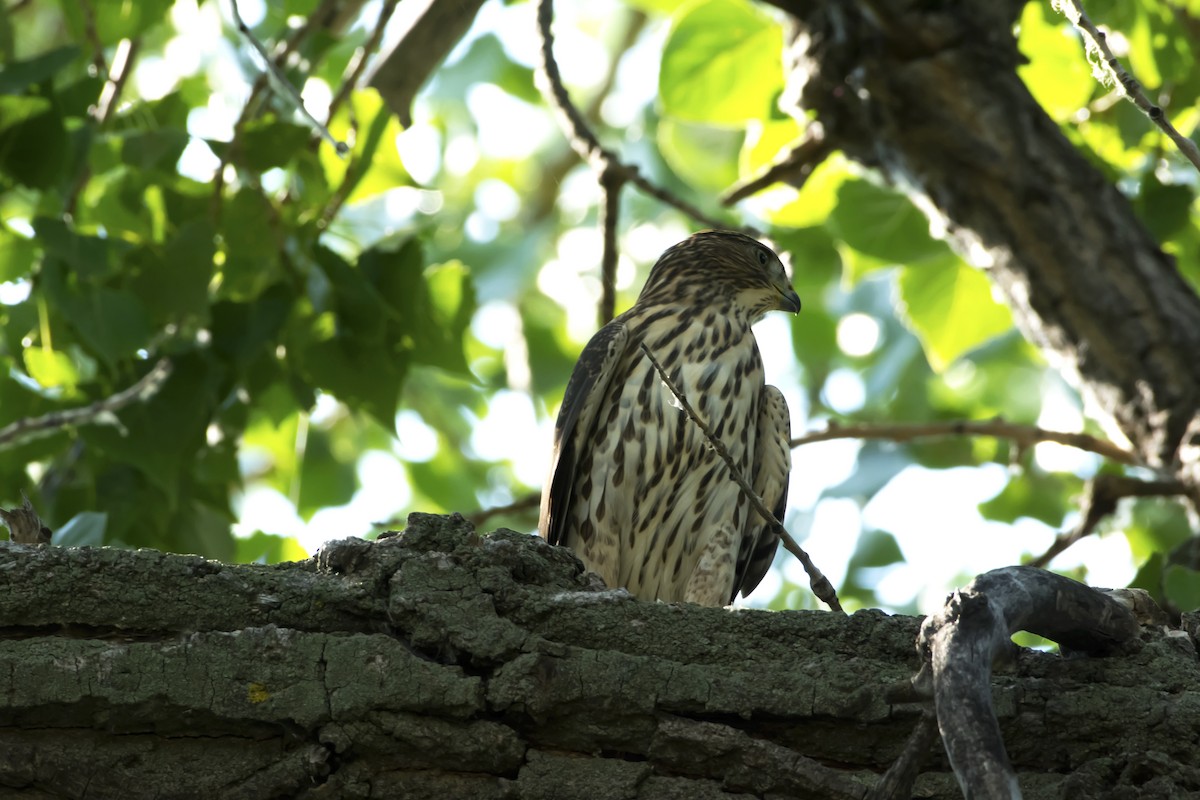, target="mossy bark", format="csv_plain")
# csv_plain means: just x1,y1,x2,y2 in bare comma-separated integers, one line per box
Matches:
1,514,1198,799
